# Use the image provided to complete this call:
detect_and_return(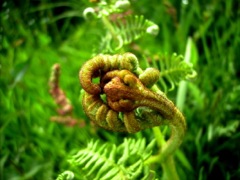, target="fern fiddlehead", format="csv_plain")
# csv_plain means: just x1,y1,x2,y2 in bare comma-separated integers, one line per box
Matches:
79,52,186,161
79,53,139,95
